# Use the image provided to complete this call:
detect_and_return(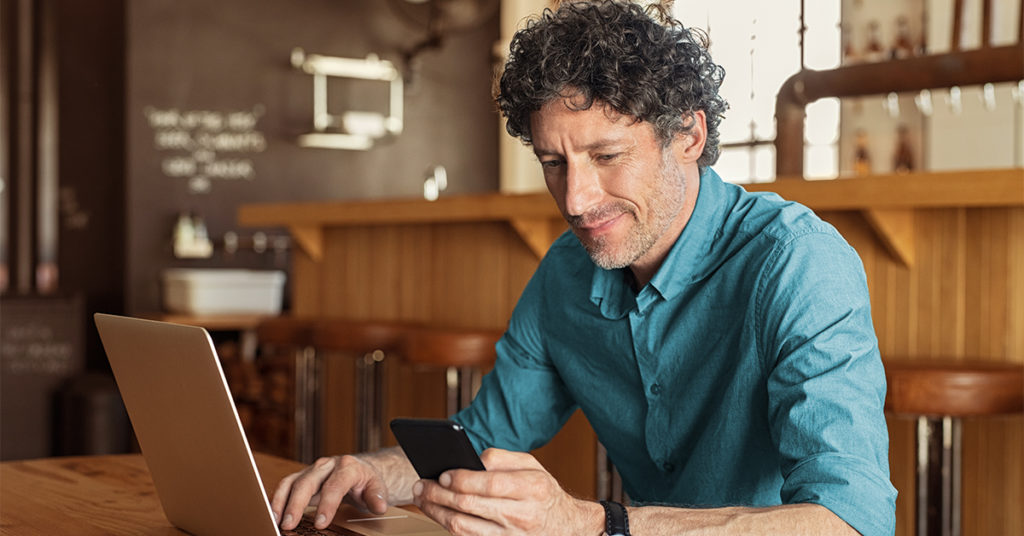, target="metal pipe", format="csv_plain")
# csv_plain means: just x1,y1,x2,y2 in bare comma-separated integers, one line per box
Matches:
774,45,1024,177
